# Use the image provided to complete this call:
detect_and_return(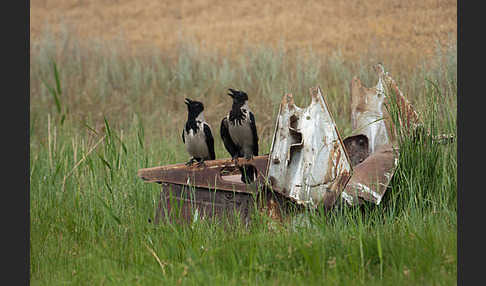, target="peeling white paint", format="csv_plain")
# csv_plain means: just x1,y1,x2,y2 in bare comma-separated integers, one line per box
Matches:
350,182,383,204
267,87,352,207
340,190,356,205
352,67,392,154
